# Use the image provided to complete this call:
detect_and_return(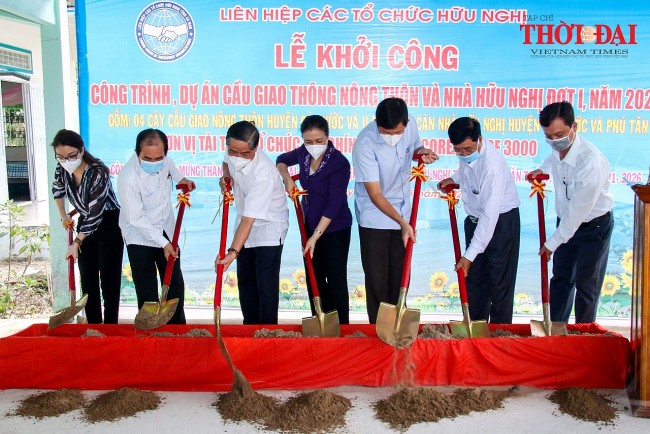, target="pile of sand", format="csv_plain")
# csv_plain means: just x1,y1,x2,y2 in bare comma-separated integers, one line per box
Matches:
253,328,303,338
375,387,511,430
549,387,617,423
82,329,106,337
10,389,85,418
84,388,161,422
217,389,351,432
418,323,459,340
150,328,213,337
